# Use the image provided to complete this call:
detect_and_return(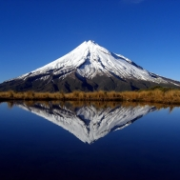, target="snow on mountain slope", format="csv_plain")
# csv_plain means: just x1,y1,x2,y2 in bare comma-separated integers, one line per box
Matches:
17,103,155,144
16,40,174,85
